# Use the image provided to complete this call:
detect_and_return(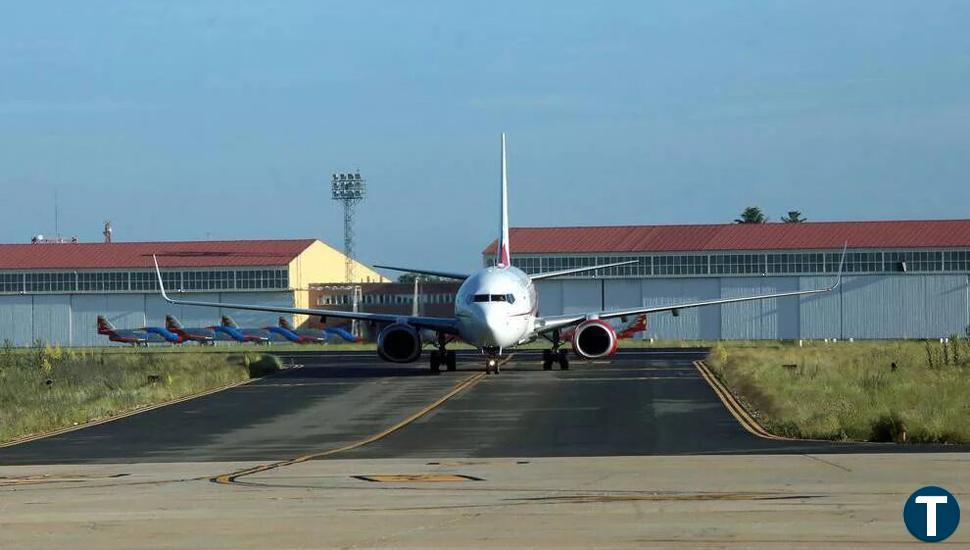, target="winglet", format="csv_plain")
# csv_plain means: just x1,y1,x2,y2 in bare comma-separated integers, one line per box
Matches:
153,255,174,303
830,242,847,291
